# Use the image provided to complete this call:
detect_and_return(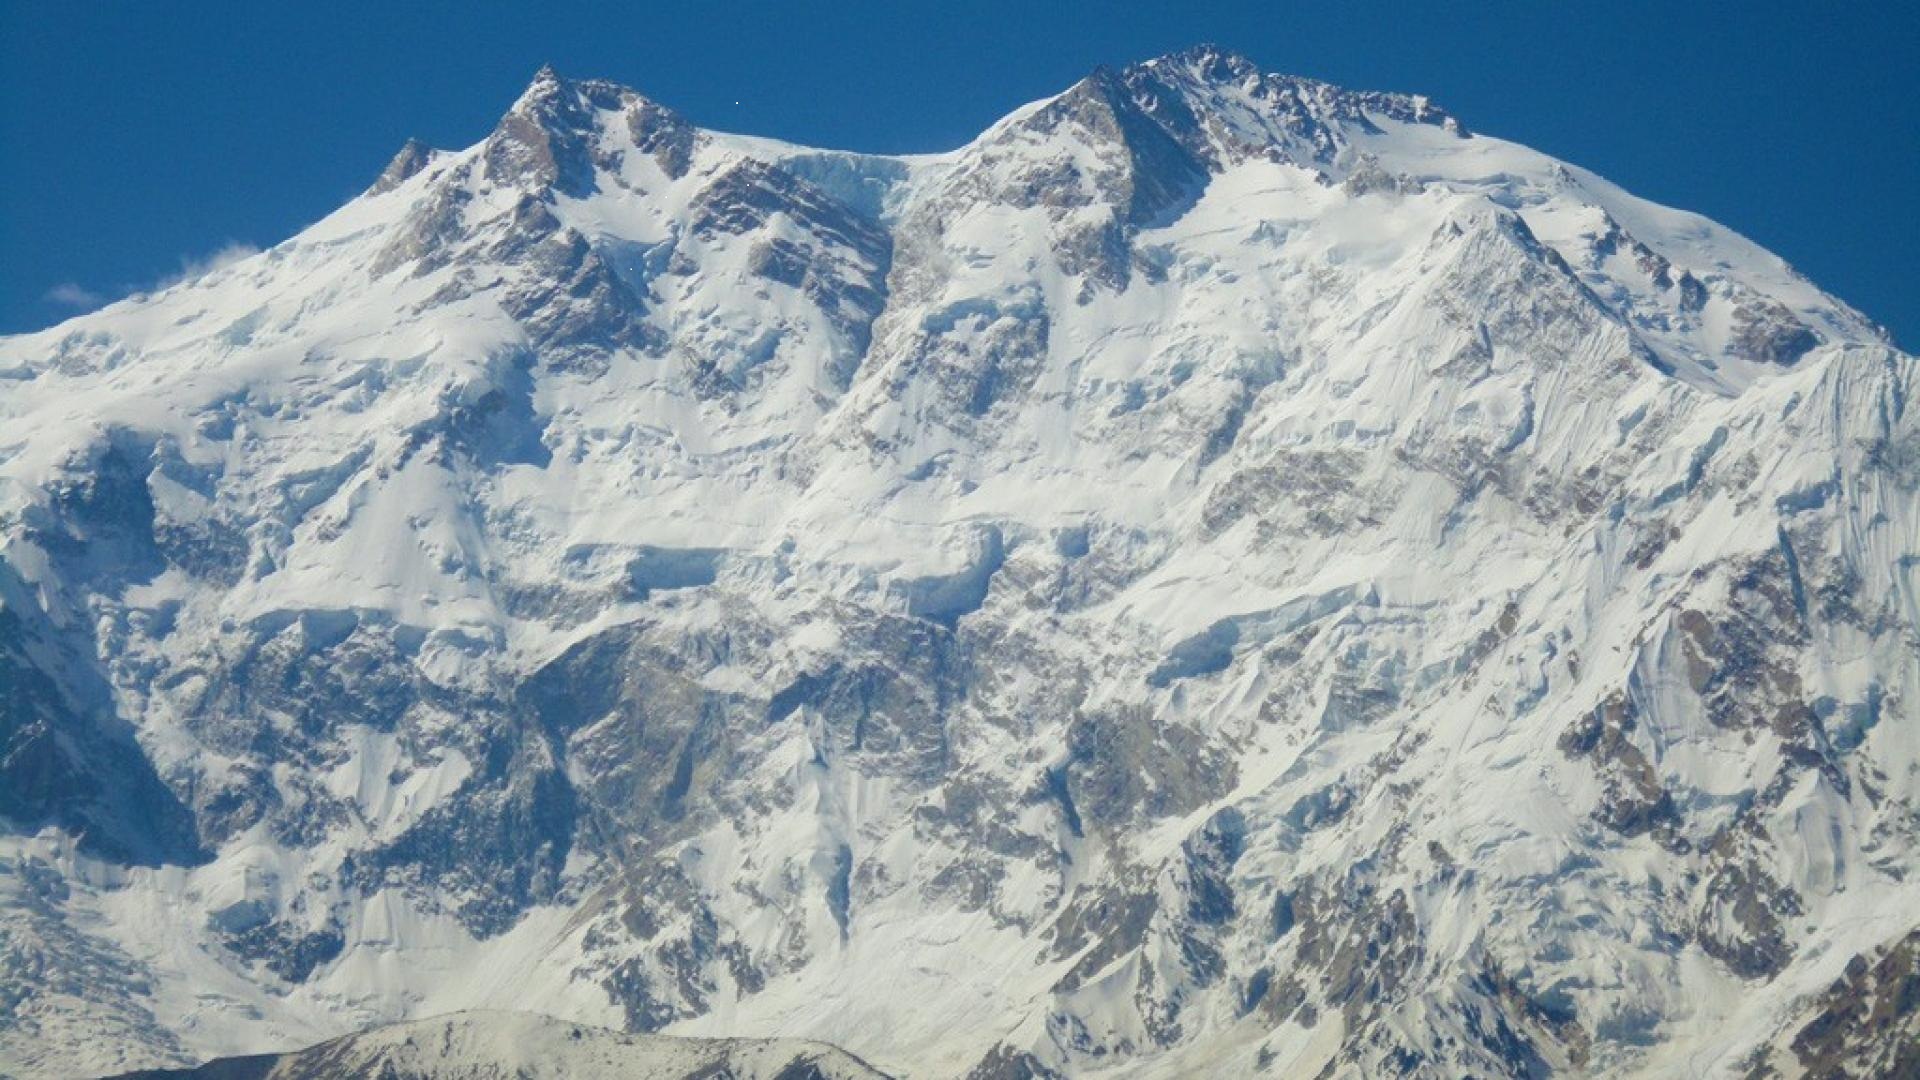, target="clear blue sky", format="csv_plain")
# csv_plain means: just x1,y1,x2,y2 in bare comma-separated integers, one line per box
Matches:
3,1,1914,347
